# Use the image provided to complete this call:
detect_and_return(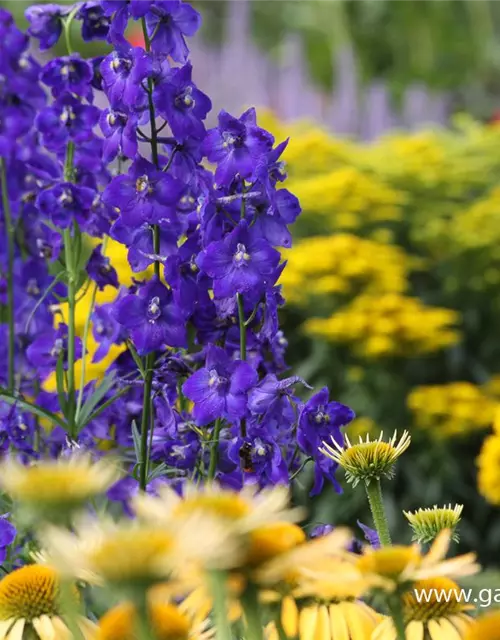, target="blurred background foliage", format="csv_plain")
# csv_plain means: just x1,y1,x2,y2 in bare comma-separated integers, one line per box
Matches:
254,112,500,565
